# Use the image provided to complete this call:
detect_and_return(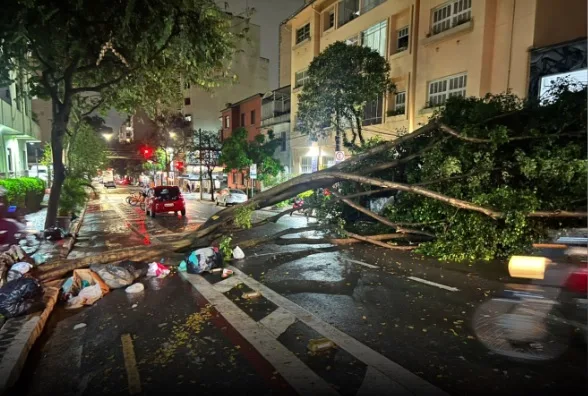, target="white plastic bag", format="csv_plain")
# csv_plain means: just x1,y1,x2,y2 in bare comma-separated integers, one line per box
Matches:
232,246,245,260
125,283,145,294
77,284,103,305
10,262,33,274
147,262,170,278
